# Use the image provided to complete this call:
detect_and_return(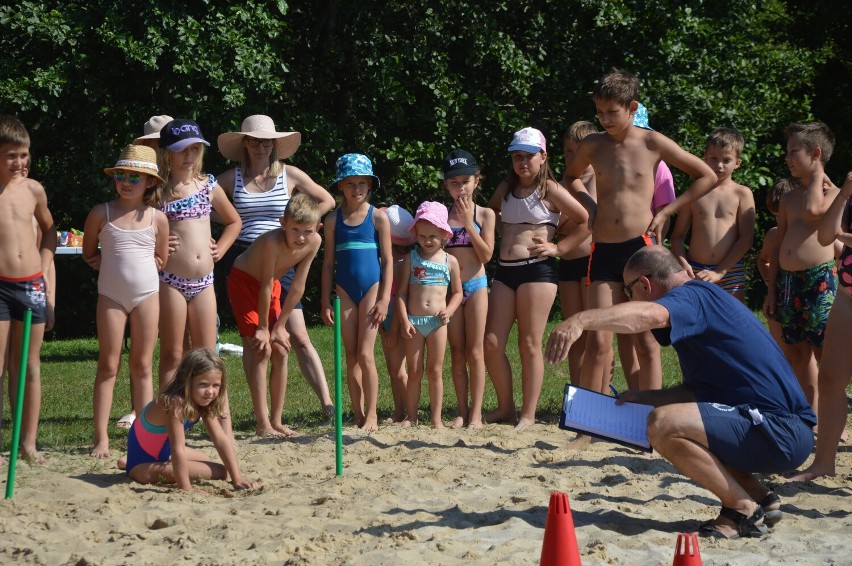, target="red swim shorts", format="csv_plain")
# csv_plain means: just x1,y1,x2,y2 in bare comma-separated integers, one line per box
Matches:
227,267,281,337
